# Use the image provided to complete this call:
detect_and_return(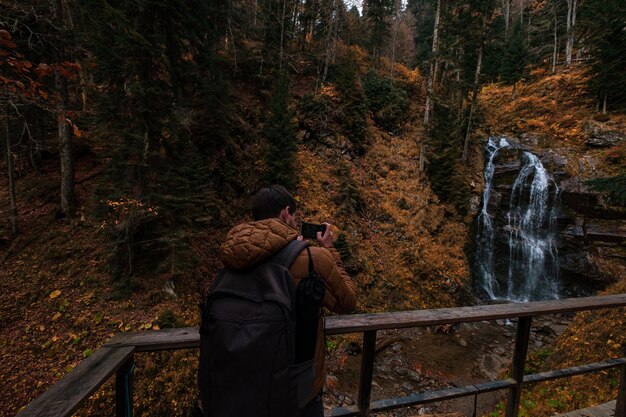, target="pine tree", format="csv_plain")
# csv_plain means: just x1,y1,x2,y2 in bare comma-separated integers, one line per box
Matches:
499,21,528,97
426,102,470,214
579,0,626,112
264,75,297,190
333,49,369,153
80,0,228,286
366,0,393,61
407,0,436,73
